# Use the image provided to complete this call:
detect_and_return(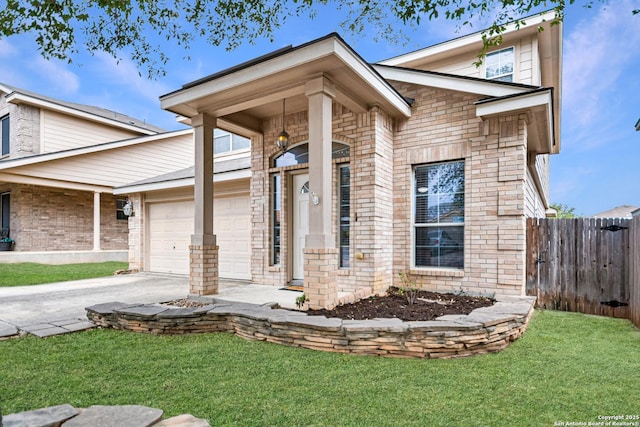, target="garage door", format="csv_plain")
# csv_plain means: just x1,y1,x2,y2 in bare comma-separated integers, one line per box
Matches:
214,195,251,280
148,200,193,275
147,195,251,279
